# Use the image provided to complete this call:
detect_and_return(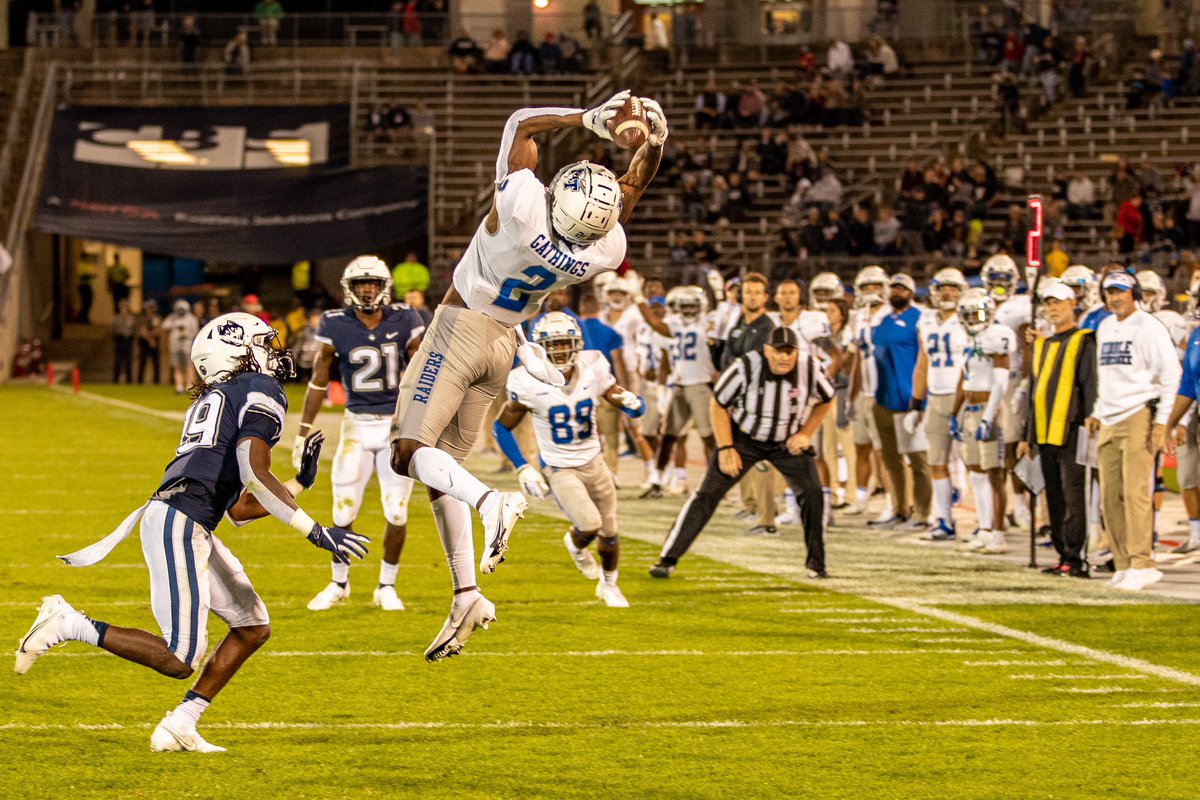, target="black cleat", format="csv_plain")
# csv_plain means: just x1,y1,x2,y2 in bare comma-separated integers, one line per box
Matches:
649,561,674,579
1041,563,1068,575
639,485,664,499
1065,564,1091,579
806,568,829,579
